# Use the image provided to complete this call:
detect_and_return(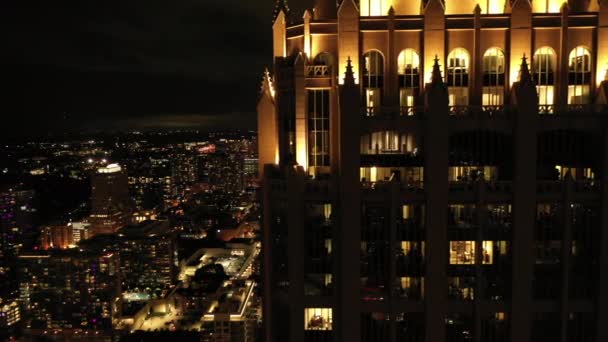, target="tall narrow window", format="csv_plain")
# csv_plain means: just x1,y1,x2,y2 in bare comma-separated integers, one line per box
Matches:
363,51,385,116
533,47,556,112
308,89,330,172
447,48,470,107
482,48,505,106
360,0,387,16
397,49,420,115
568,47,592,105
533,0,564,13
